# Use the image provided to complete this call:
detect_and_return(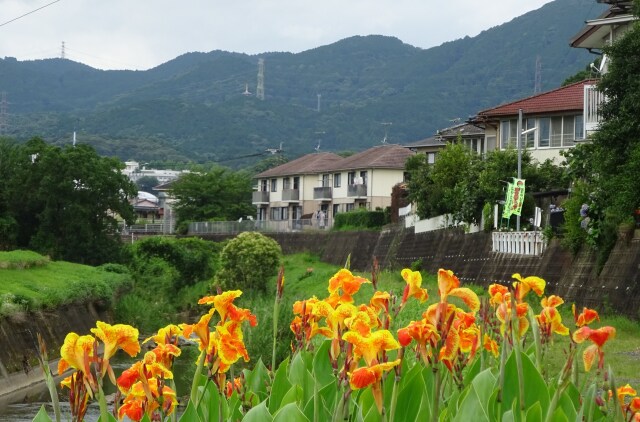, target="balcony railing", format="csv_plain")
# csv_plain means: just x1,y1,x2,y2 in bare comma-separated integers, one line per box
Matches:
491,231,546,256
347,184,367,197
188,218,333,234
252,190,270,204
281,189,300,201
314,186,332,200
584,84,605,135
